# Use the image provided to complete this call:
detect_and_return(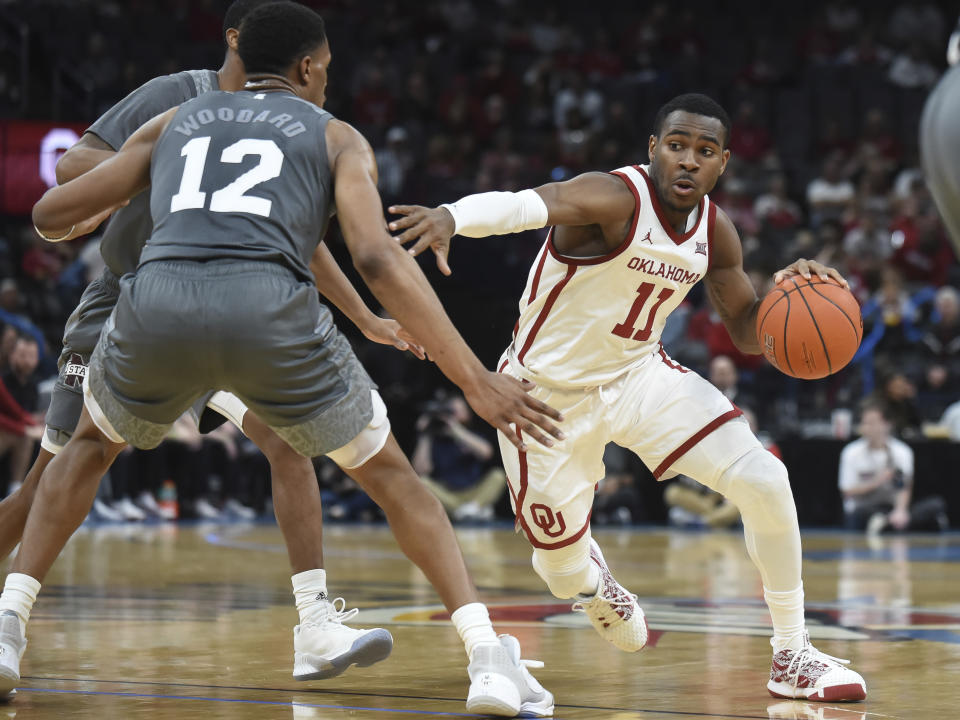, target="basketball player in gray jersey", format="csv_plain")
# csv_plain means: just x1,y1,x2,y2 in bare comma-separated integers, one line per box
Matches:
4,4,560,716
920,15,960,249
0,0,425,687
